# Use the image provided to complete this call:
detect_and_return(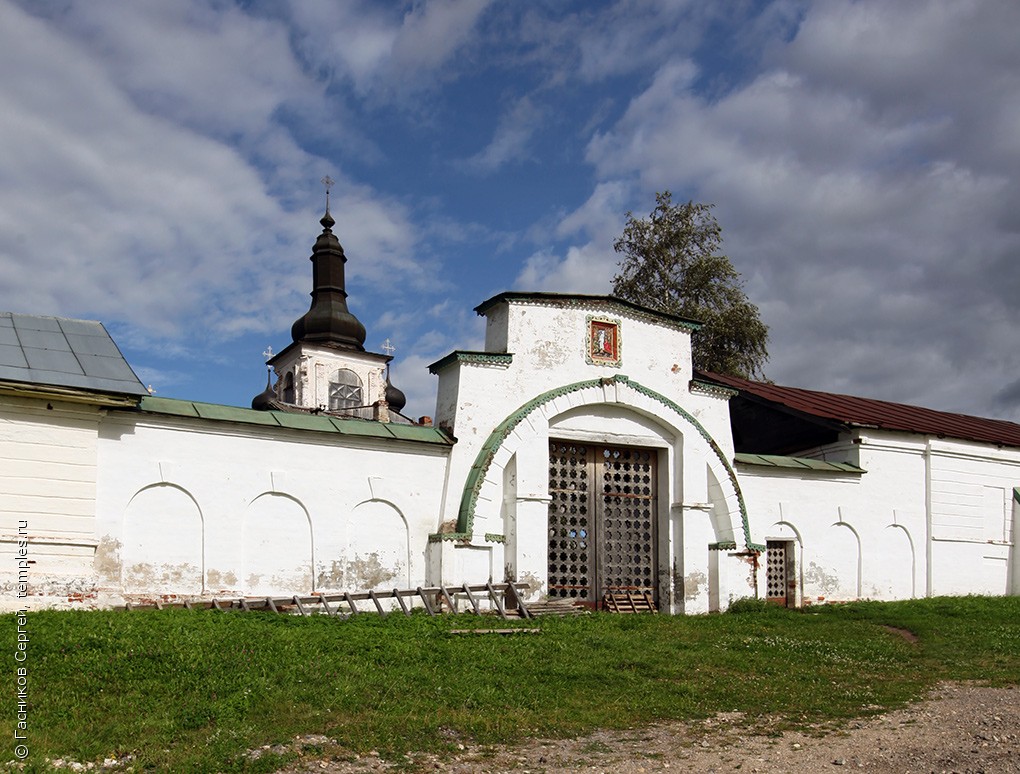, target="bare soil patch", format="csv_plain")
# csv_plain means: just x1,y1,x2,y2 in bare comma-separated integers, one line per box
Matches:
275,683,1020,773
